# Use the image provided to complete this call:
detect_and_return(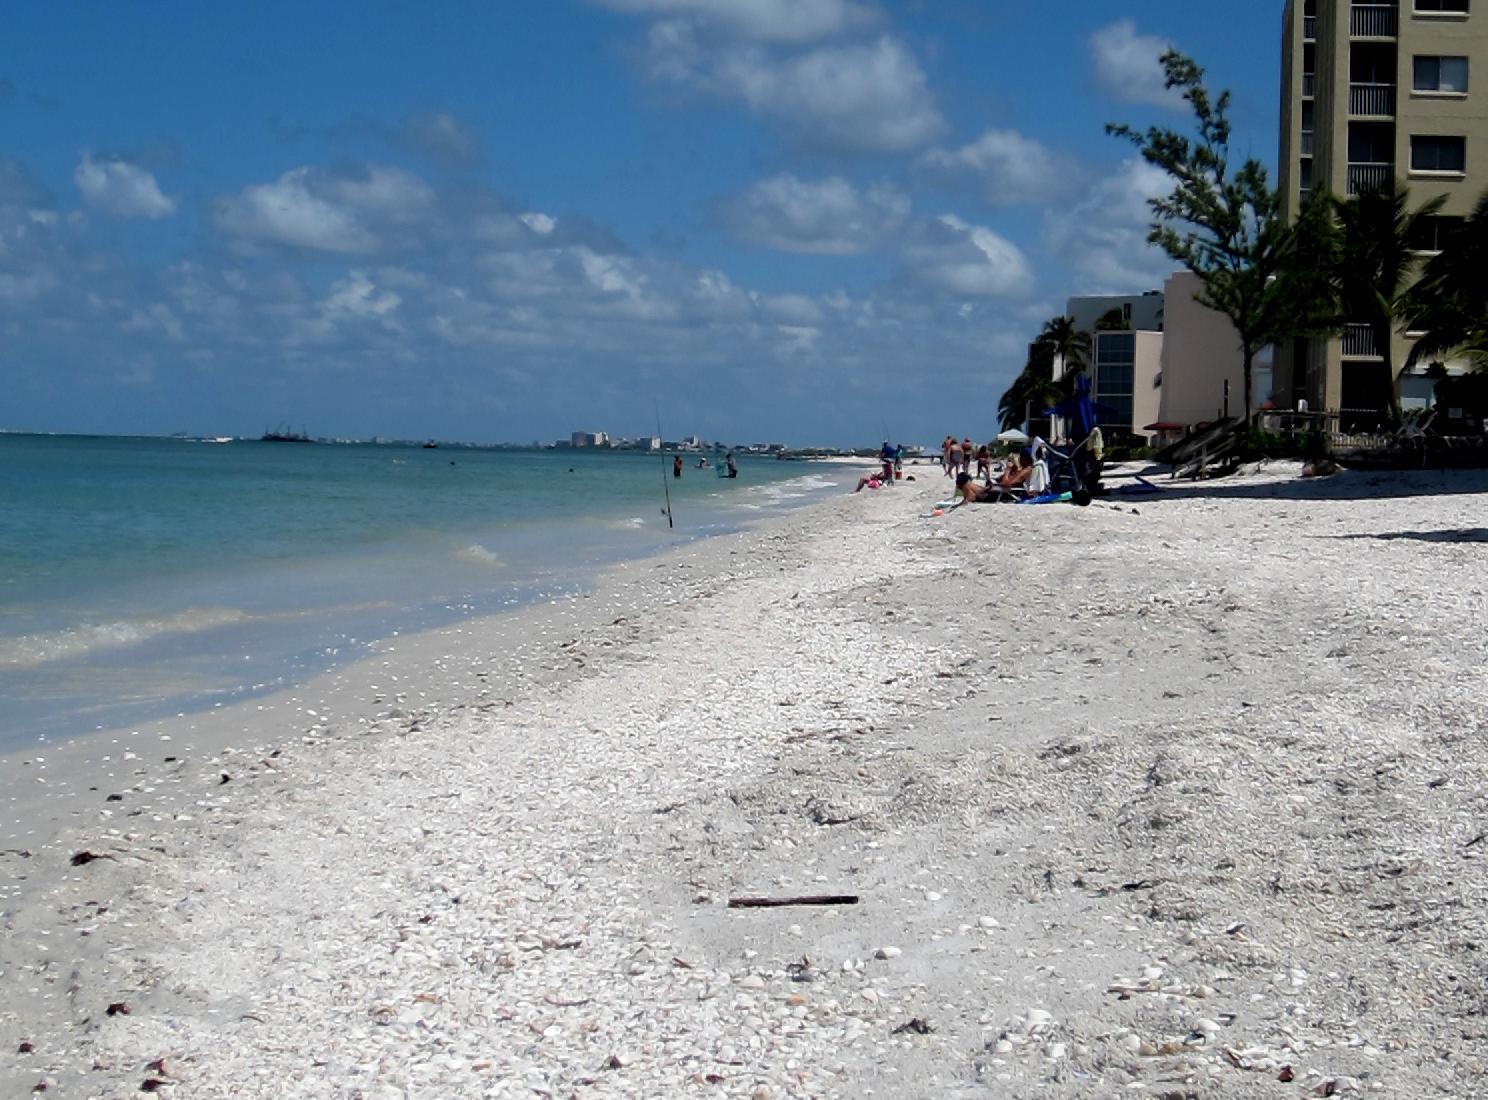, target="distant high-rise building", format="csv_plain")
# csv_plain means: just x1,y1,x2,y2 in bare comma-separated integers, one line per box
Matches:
1276,0,1488,425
